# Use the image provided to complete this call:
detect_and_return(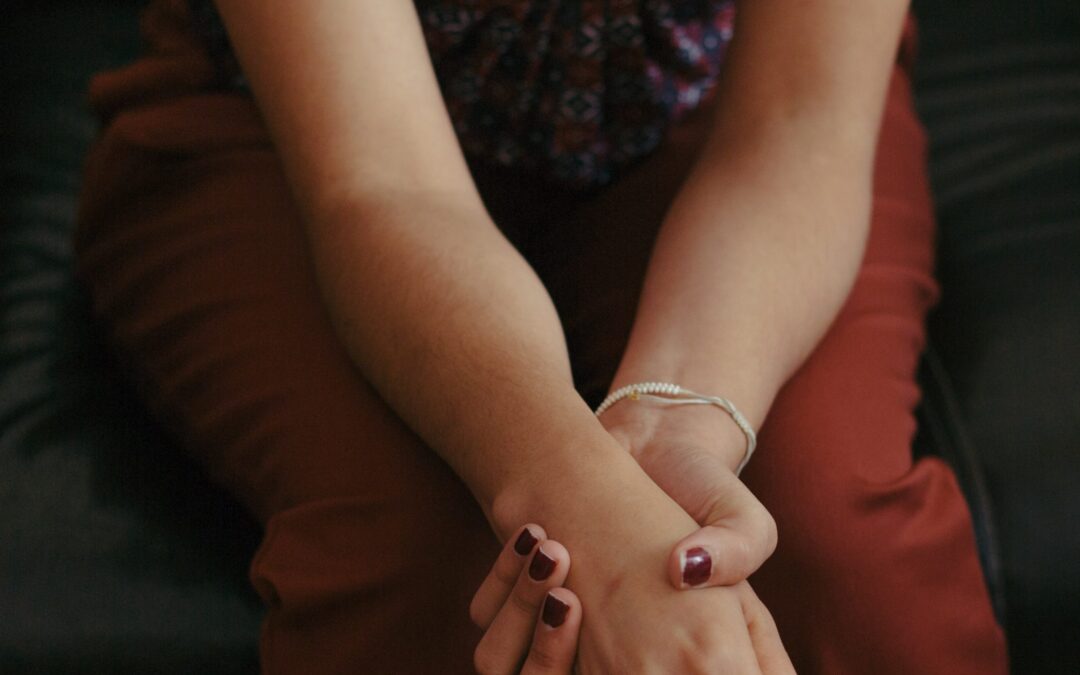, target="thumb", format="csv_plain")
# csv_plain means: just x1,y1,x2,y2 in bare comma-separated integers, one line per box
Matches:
667,471,778,589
